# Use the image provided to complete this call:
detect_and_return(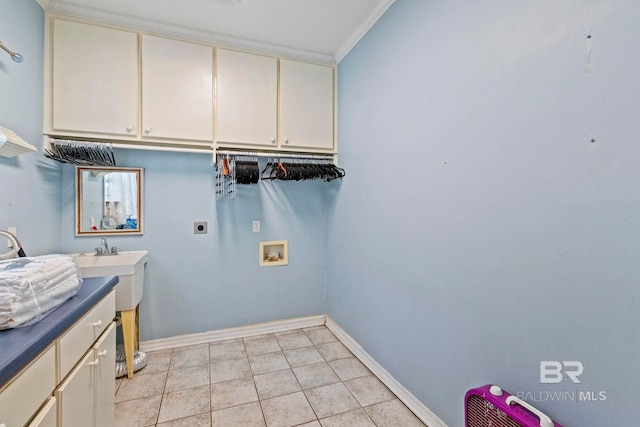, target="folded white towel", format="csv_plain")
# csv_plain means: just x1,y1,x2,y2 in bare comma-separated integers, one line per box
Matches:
0,268,79,307
0,255,79,291
0,255,82,329
0,276,81,328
